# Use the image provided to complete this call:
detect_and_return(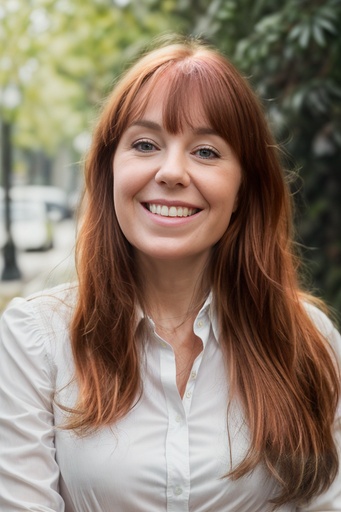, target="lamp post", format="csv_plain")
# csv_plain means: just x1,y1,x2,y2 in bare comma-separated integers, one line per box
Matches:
1,84,21,281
